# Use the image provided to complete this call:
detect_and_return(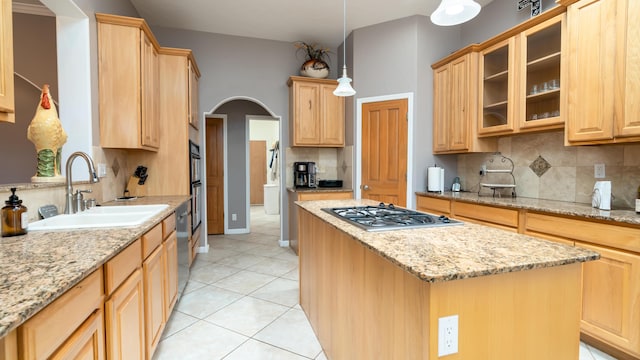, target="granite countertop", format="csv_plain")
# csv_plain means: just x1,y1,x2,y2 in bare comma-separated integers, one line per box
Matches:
296,199,599,284
287,187,353,193
0,195,189,338
416,191,640,226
